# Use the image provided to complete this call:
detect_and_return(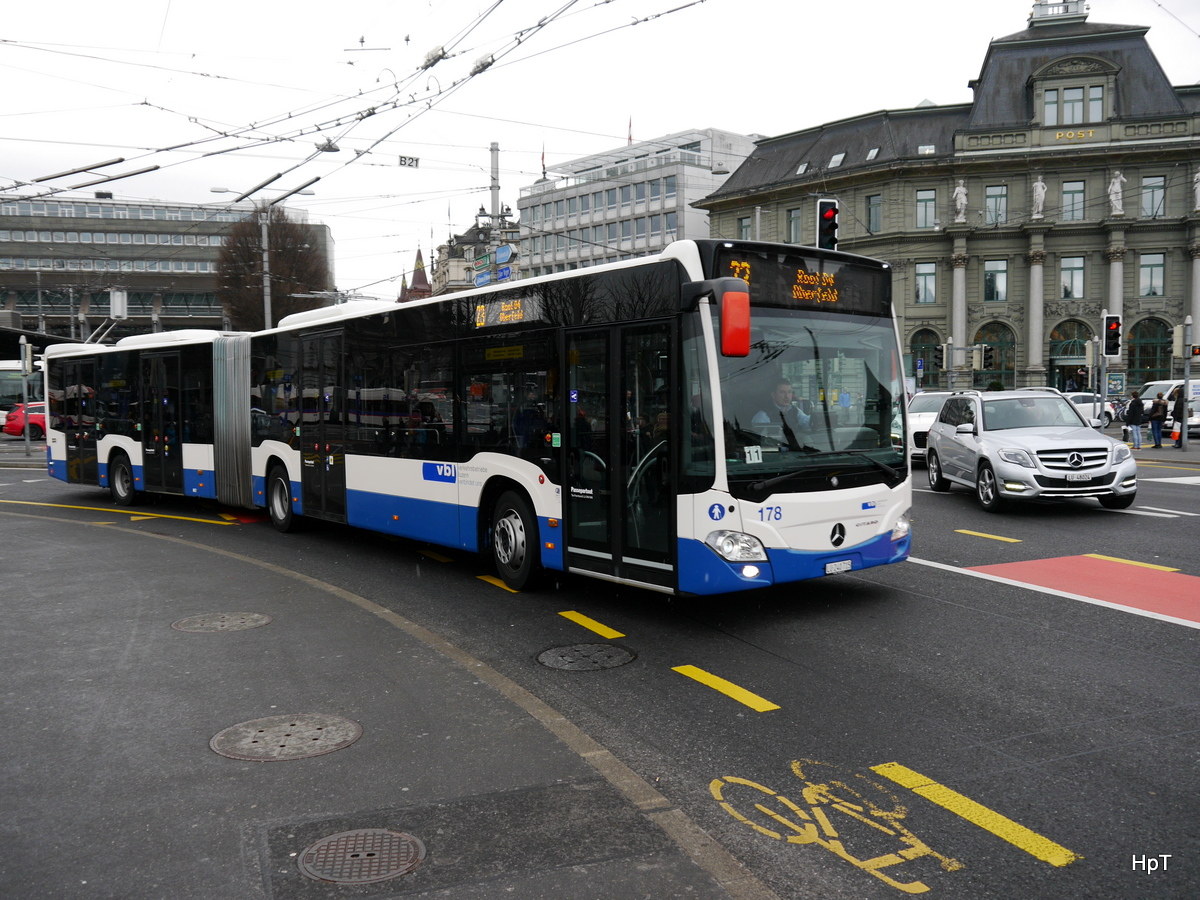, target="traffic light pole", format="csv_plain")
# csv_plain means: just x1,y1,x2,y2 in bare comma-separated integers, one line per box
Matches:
1183,316,1192,451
